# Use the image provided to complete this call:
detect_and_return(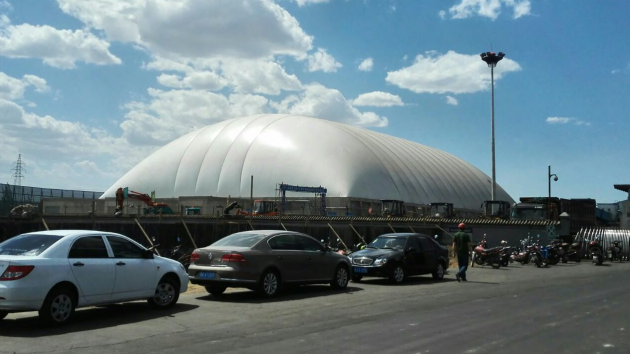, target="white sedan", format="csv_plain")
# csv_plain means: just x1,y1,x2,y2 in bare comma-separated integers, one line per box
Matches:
0,230,188,325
